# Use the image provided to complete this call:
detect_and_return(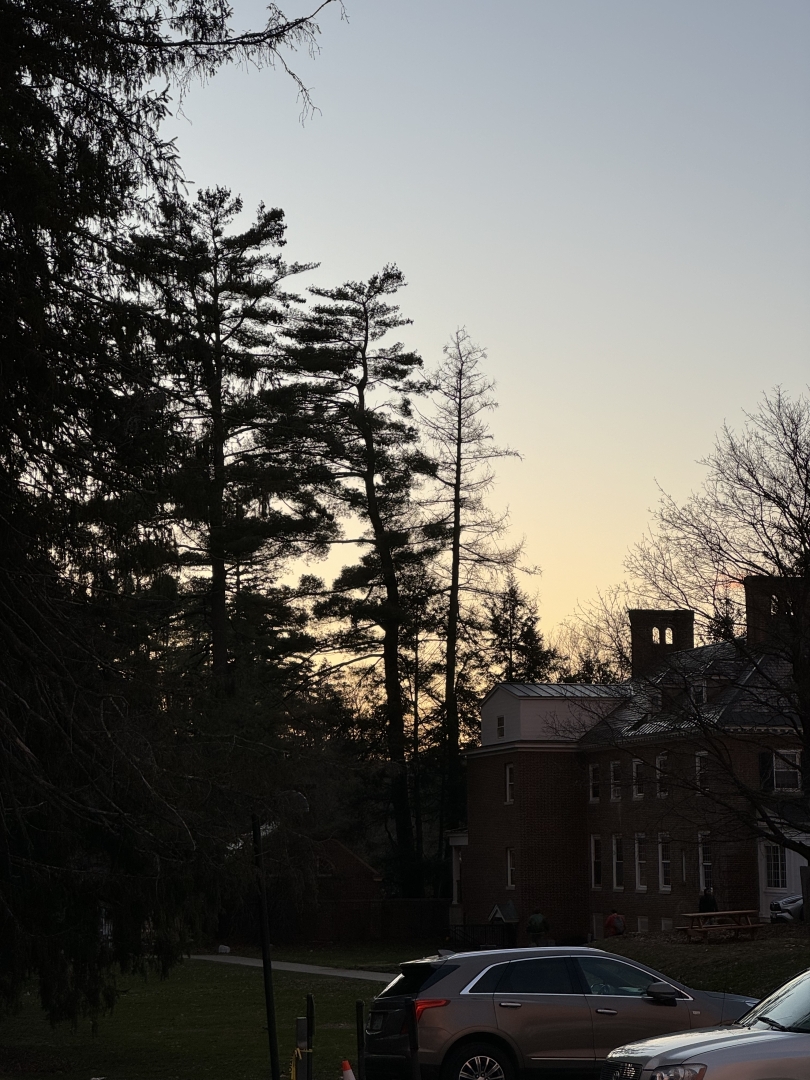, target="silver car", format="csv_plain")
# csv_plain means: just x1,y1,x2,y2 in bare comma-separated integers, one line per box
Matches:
364,946,756,1080
603,966,810,1080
